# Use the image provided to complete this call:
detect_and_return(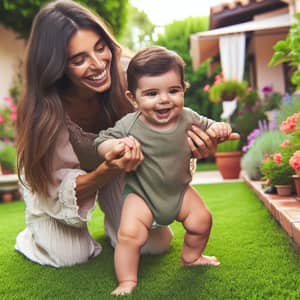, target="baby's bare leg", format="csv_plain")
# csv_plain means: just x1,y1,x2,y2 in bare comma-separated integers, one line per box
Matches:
112,193,153,295
177,186,220,266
